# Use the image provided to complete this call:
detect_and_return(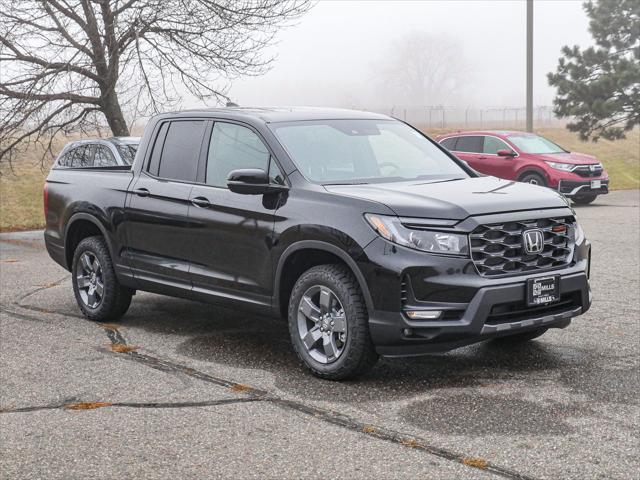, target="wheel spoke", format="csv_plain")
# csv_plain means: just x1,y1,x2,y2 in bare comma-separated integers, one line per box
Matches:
319,287,332,314
302,327,322,350
81,254,92,273
331,313,347,333
95,280,104,297
76,275,91,288
87,291,97,307
299,296,320,322
92,258,100,272
323,334,338,361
